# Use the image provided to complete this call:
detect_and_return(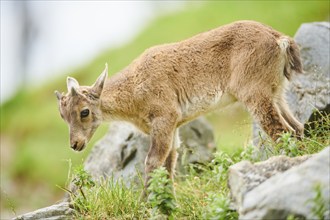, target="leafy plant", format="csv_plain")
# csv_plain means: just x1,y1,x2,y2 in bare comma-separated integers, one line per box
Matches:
307,183,330,220
1,190,17,217
286,214,305,220
147,167,177,219
240,144,262,162
275,132,300,157
204,194,238,220
71,165,95,201
209,151,235,183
